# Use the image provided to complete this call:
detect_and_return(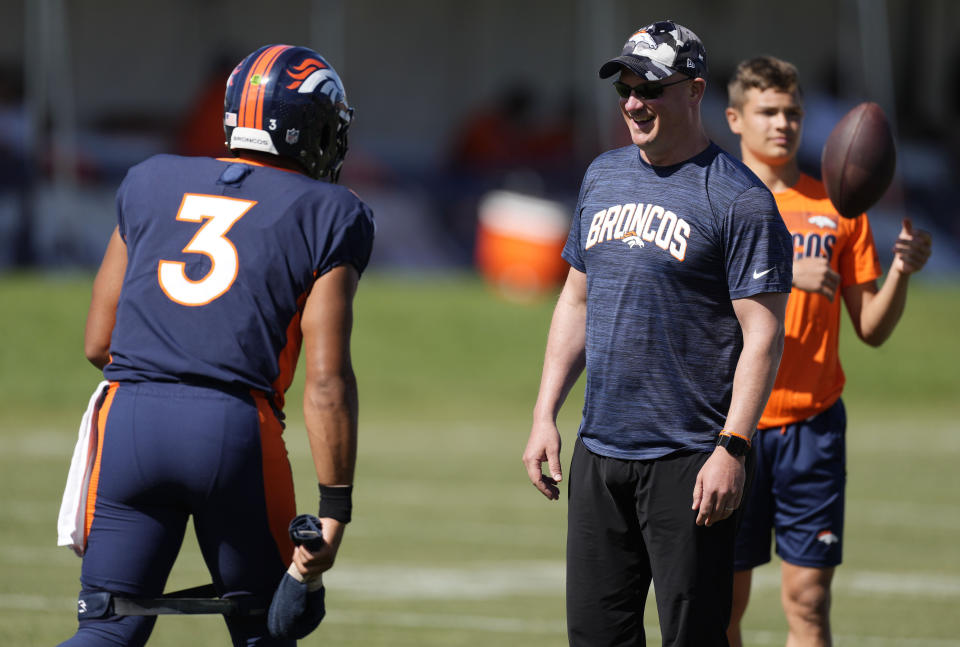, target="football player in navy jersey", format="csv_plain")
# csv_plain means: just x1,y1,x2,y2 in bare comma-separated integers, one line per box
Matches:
522,21,792,646
60,45,374,646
